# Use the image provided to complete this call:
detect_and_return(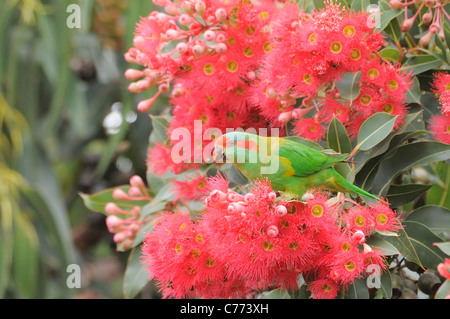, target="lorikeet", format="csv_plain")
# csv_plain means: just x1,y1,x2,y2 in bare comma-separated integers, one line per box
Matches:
213,131,380,201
